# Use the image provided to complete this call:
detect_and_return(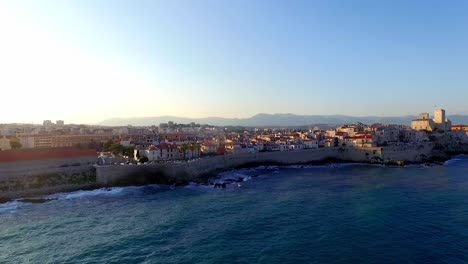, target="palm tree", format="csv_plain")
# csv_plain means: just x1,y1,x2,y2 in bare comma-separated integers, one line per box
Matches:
178,143,189,160
188,142,196,159
194,142,202,157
